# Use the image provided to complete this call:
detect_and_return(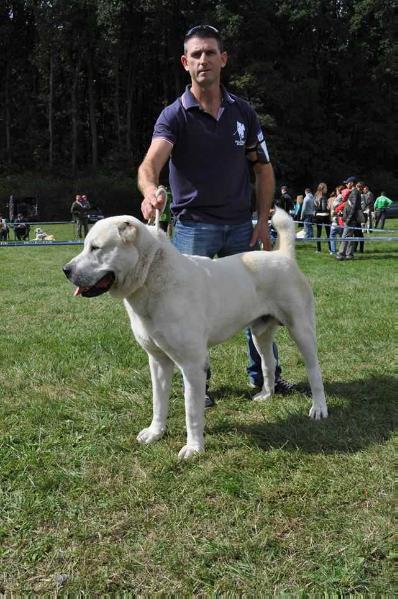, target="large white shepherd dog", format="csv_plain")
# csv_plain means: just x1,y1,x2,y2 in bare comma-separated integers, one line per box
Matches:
63,208,327,458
